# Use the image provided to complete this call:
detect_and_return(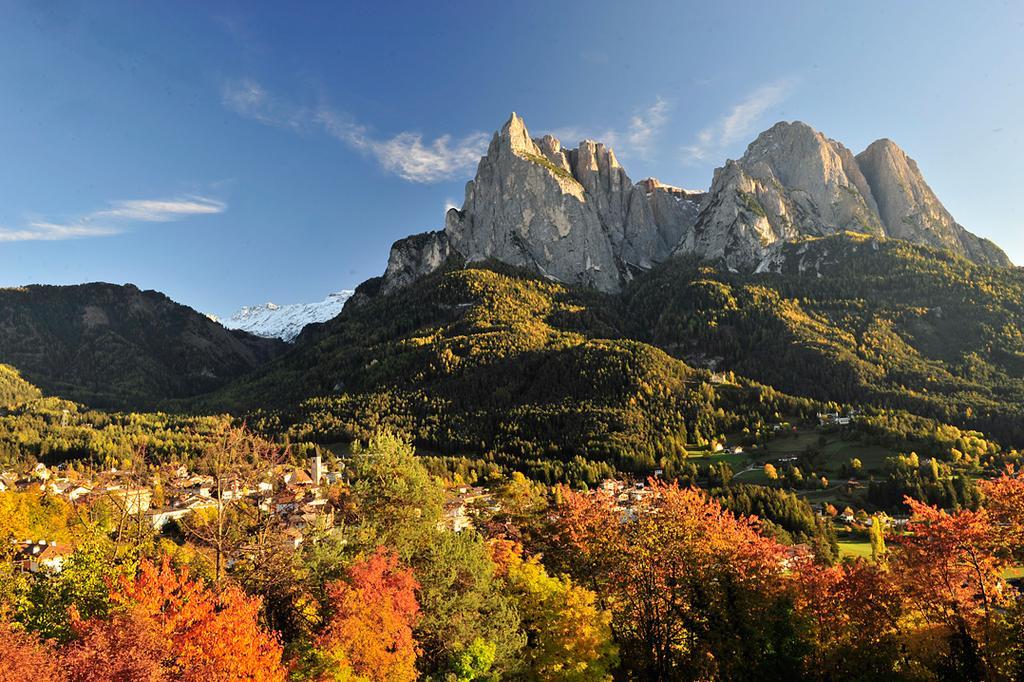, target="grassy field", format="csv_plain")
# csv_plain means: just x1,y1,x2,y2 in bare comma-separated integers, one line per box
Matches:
762,431,822,456
837,538,874,561
758,427,896,476
819,440,891,474
686,450,750,470
1003,566,1024,580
